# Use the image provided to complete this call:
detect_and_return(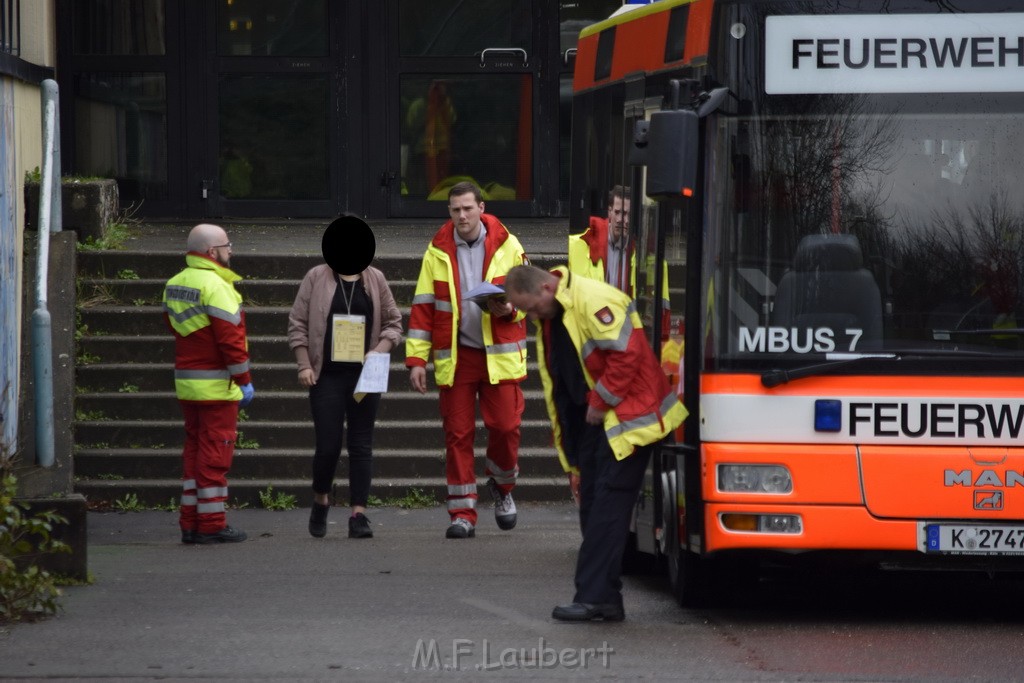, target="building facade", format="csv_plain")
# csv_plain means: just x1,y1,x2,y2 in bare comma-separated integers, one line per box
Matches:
55,0,626,220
